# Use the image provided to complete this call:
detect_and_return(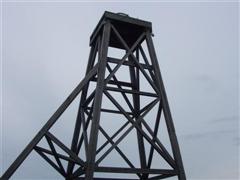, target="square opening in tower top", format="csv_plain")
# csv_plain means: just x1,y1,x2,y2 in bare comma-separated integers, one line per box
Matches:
90,11,152,50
